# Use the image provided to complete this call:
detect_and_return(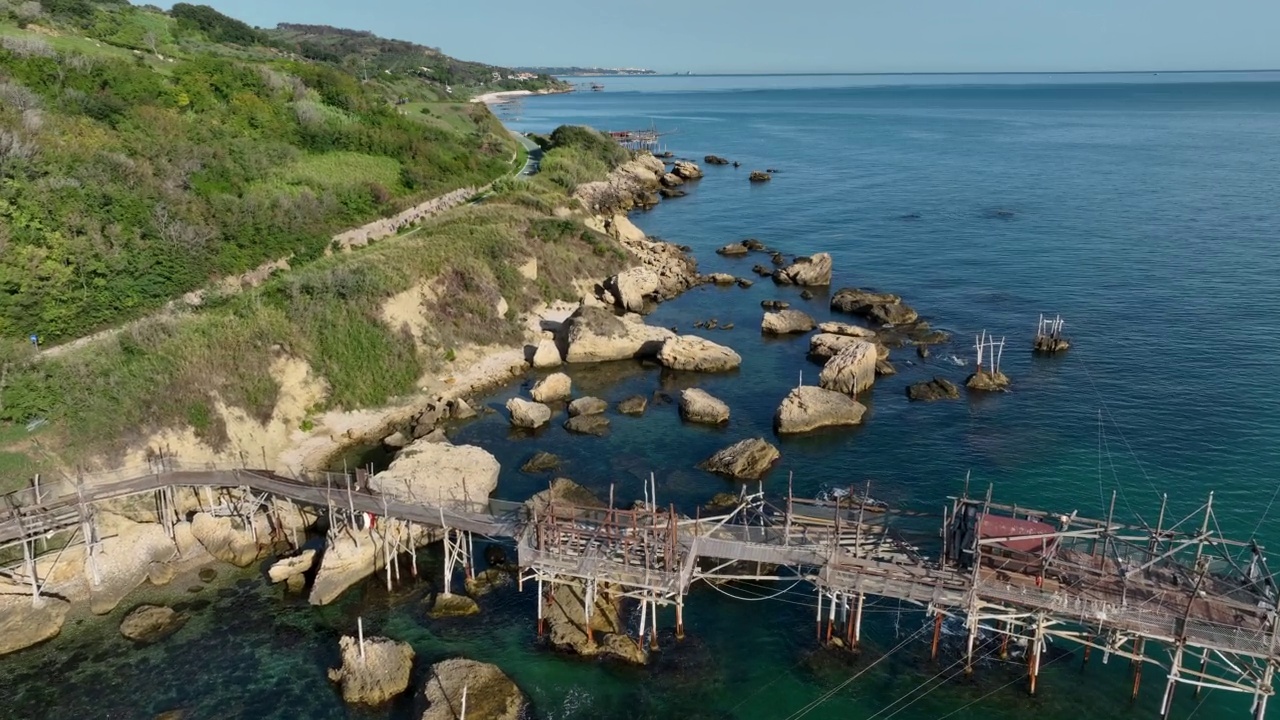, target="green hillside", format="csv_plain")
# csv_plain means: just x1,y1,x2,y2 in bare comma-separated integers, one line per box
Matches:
0,1,562,345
